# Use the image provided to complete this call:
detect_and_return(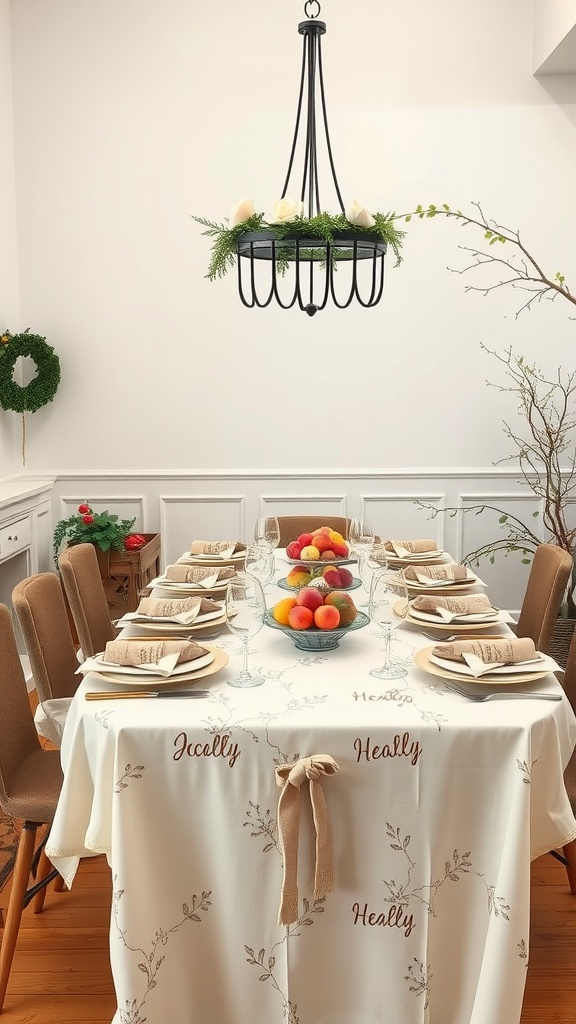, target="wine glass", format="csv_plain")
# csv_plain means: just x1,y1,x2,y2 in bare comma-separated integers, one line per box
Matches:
368,571,410,680
244,543,276,594
349,518,375,562
253,516,280,553
225,574,266,688
358,545,389,607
